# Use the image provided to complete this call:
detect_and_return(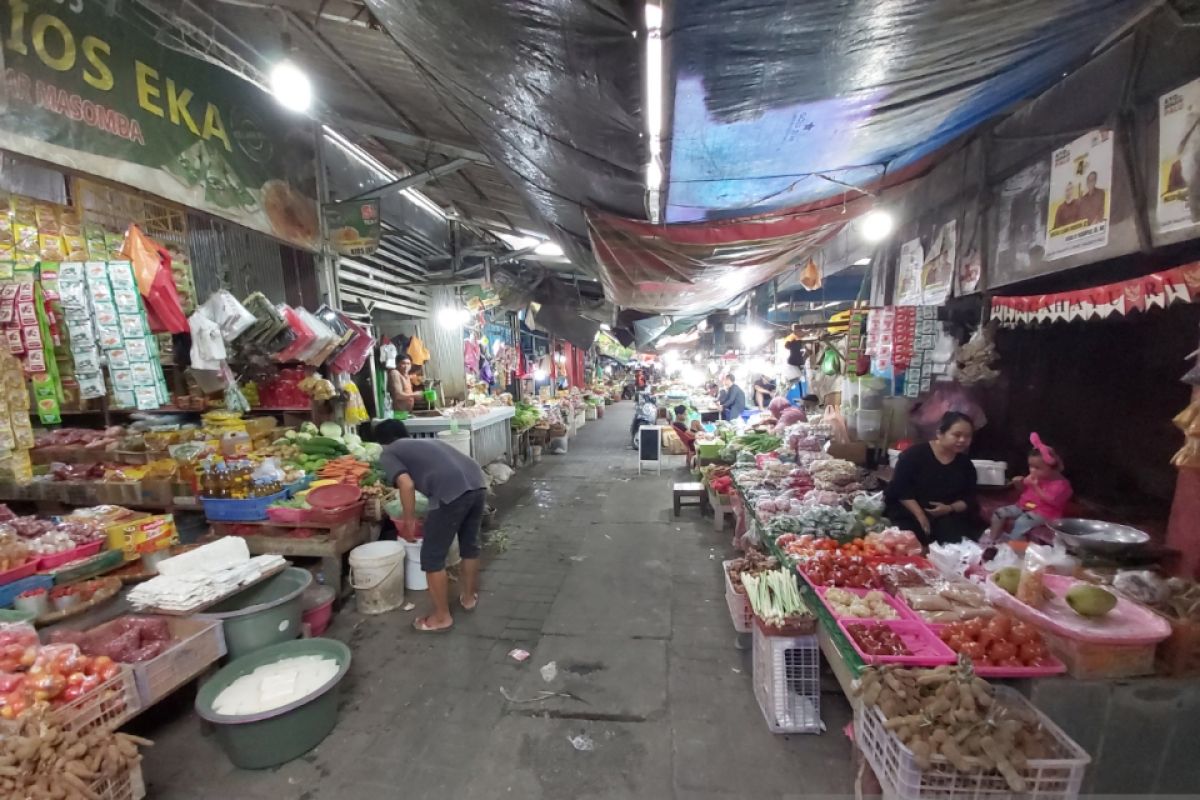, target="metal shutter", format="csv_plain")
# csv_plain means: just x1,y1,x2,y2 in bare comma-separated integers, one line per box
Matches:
337,228,437,318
